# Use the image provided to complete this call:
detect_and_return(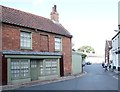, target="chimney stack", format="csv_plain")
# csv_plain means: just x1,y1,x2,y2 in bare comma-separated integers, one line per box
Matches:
50,5,59,22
